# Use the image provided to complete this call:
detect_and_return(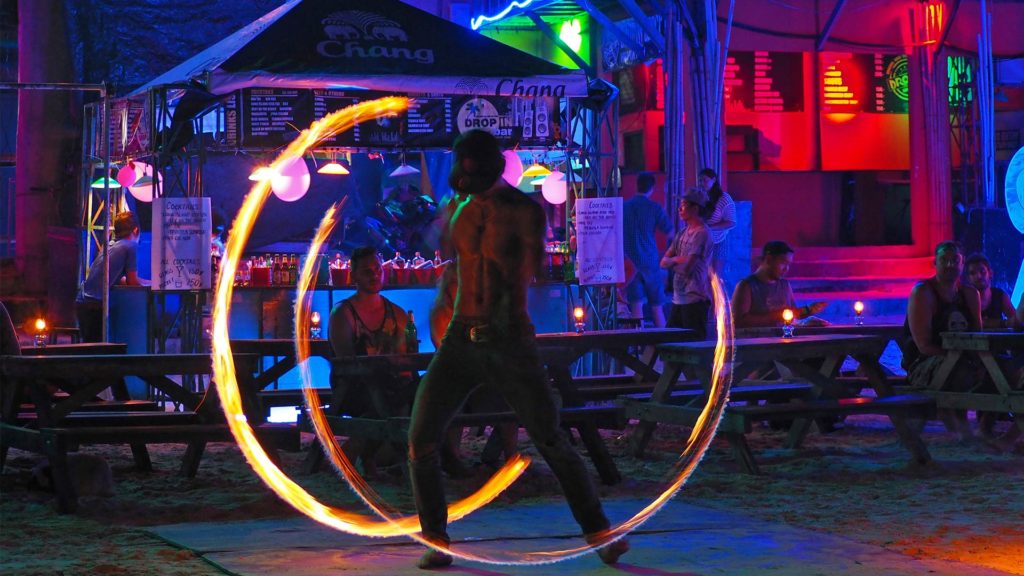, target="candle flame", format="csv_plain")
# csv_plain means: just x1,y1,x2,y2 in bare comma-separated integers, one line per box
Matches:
854,301,864,314
34,318,47,332
573,306,584,320
782,308,794,323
